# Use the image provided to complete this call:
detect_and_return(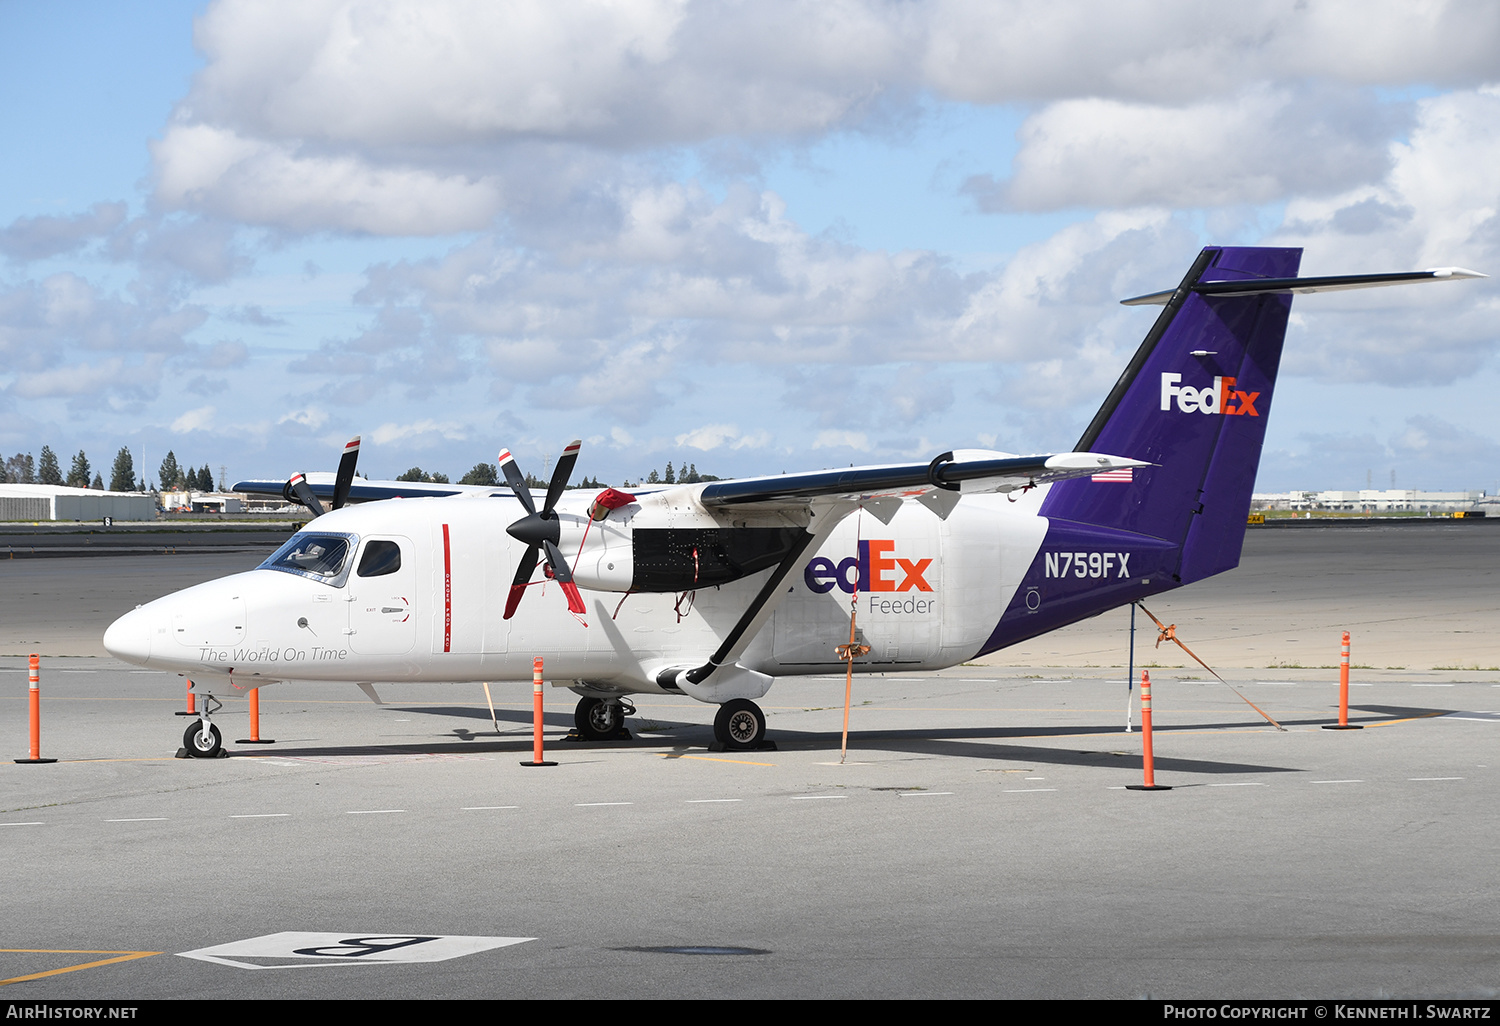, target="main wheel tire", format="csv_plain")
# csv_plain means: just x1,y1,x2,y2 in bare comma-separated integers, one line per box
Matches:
713,699,766,750
574,697,624,740
183,722,222,758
